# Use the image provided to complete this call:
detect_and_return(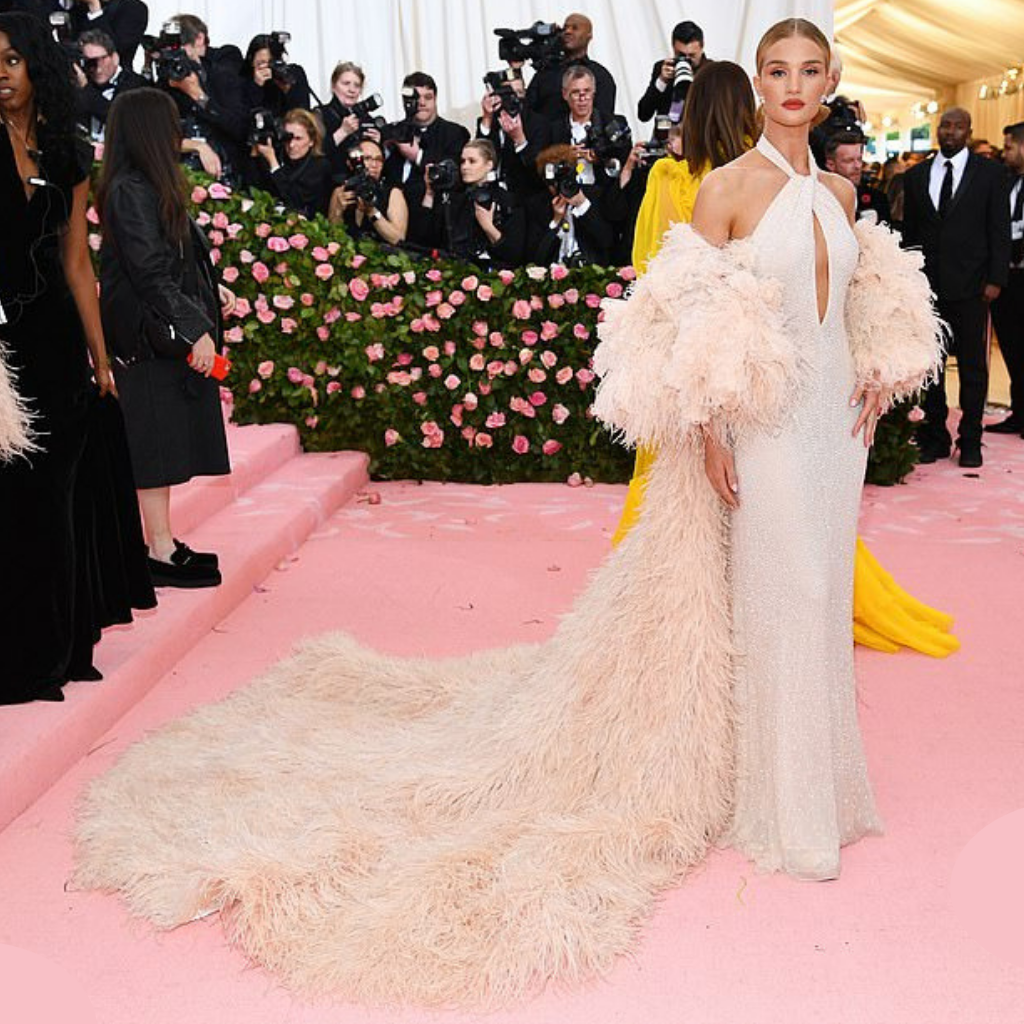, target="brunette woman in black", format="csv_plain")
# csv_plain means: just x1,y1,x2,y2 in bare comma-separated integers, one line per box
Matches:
252,107,333,217
0,12,154,703
98,87,234,590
